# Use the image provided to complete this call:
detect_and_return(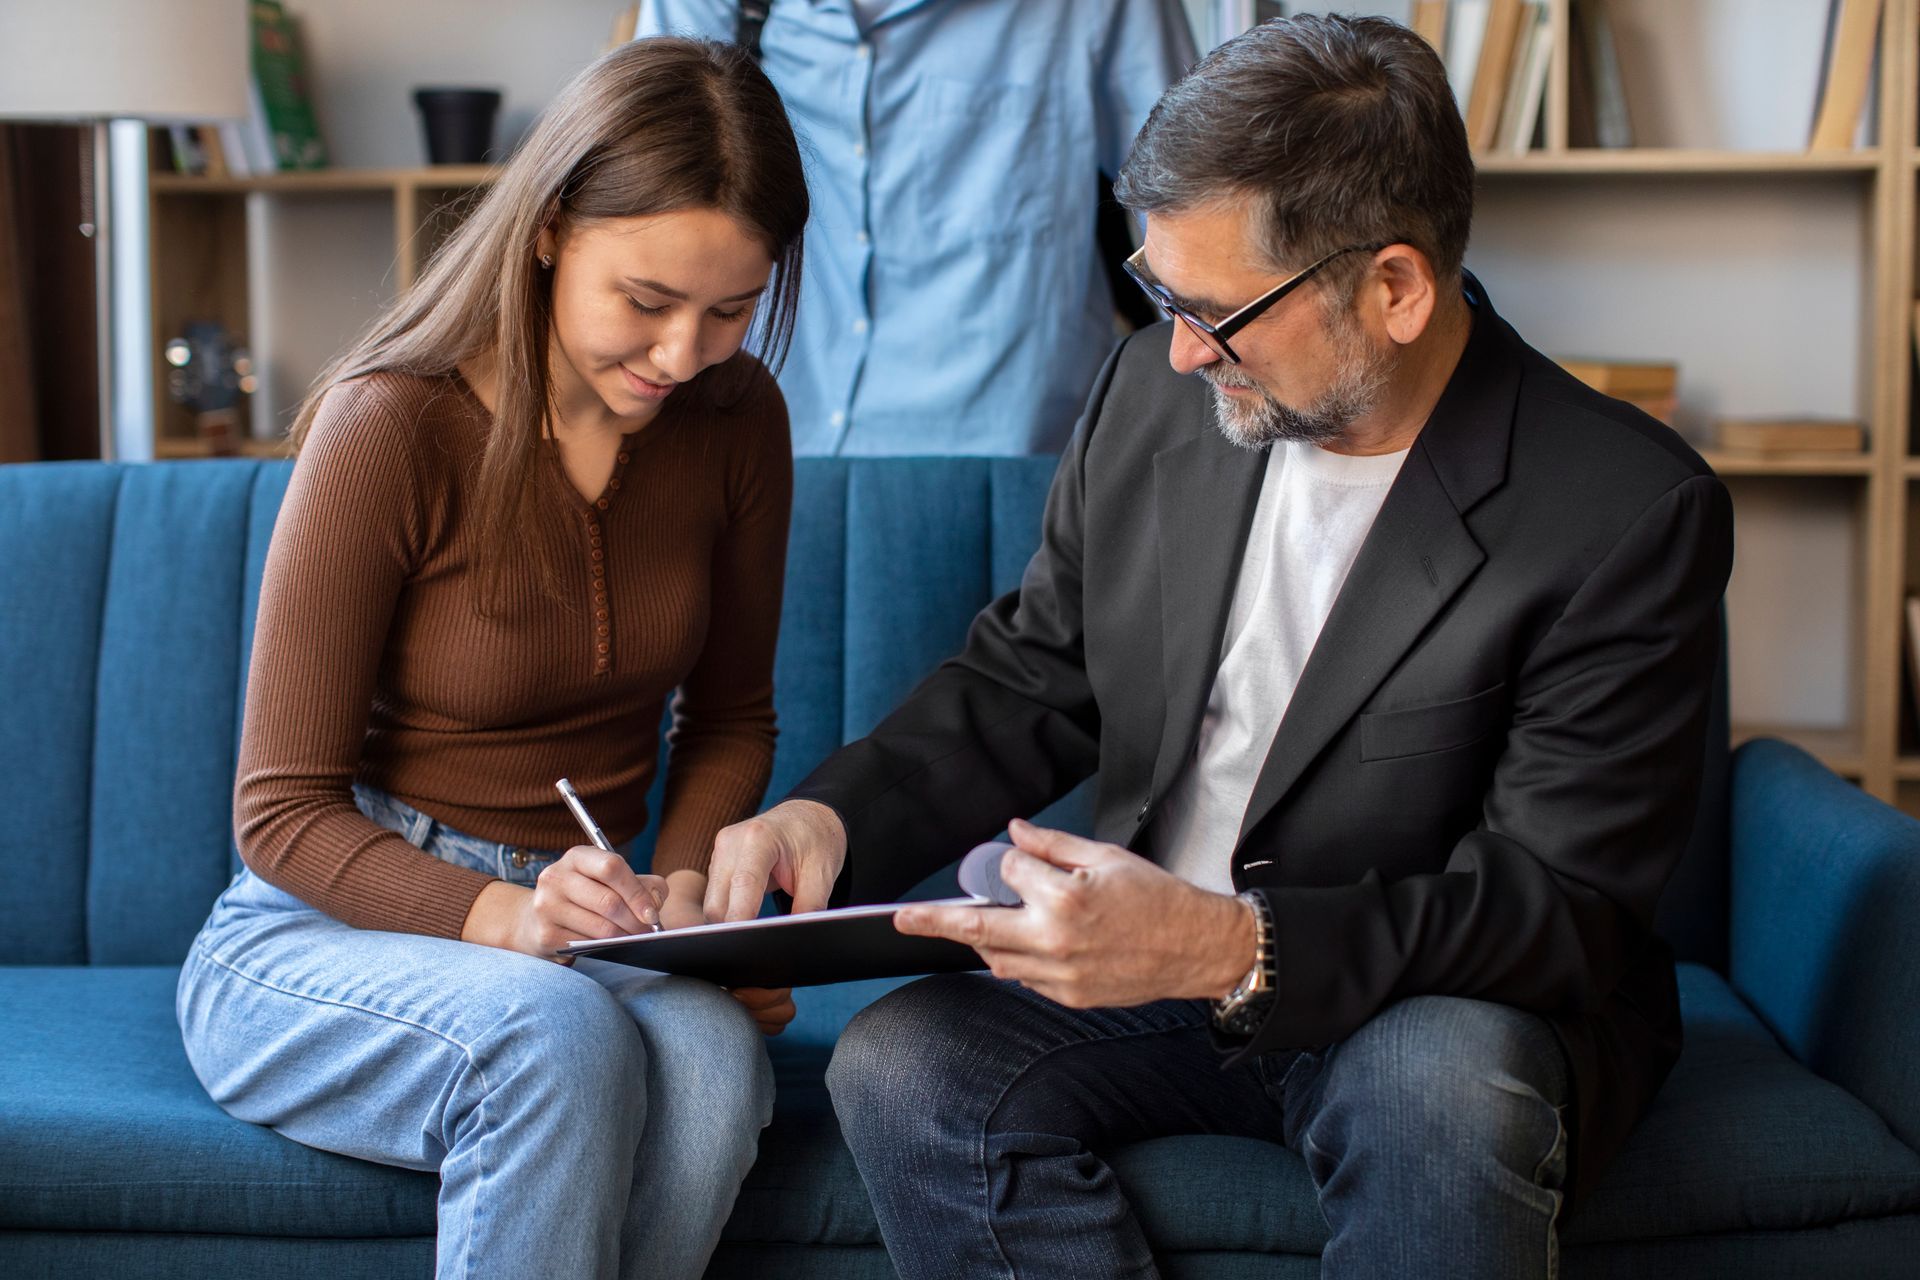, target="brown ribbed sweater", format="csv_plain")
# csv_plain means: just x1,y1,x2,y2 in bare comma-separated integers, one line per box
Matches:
234,360,792,939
